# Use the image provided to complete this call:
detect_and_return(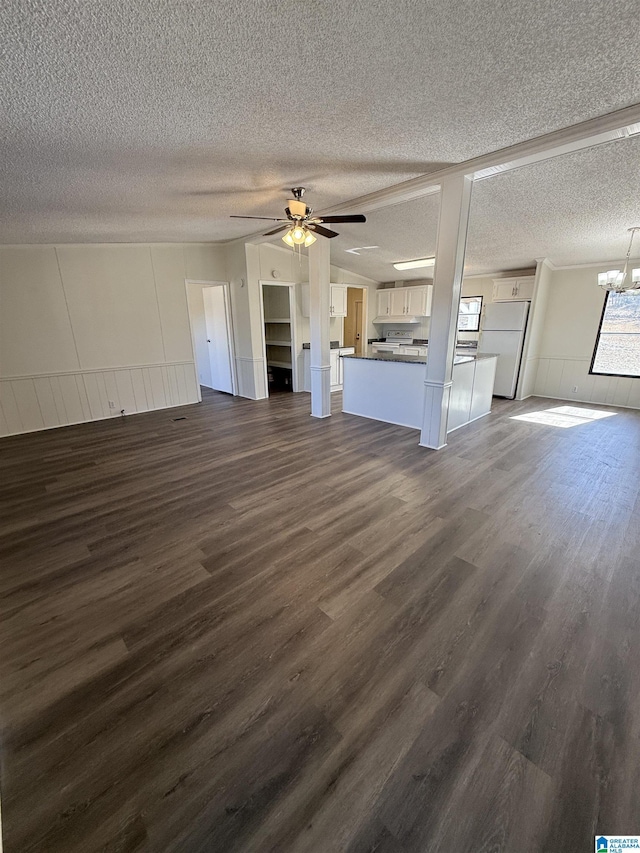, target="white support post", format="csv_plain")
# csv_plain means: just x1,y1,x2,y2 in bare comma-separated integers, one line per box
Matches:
420,174,473,449
309,238,332,418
